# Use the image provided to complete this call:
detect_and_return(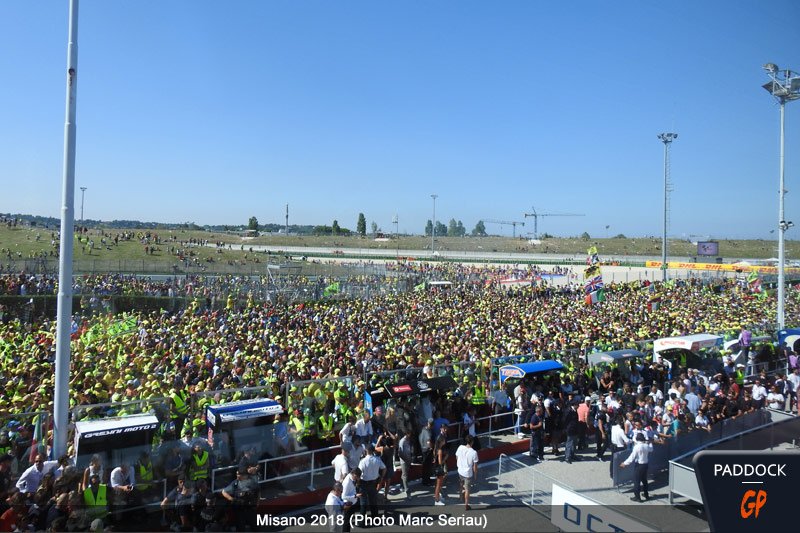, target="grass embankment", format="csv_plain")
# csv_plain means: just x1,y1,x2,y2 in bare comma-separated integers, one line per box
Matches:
1,224,797,267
